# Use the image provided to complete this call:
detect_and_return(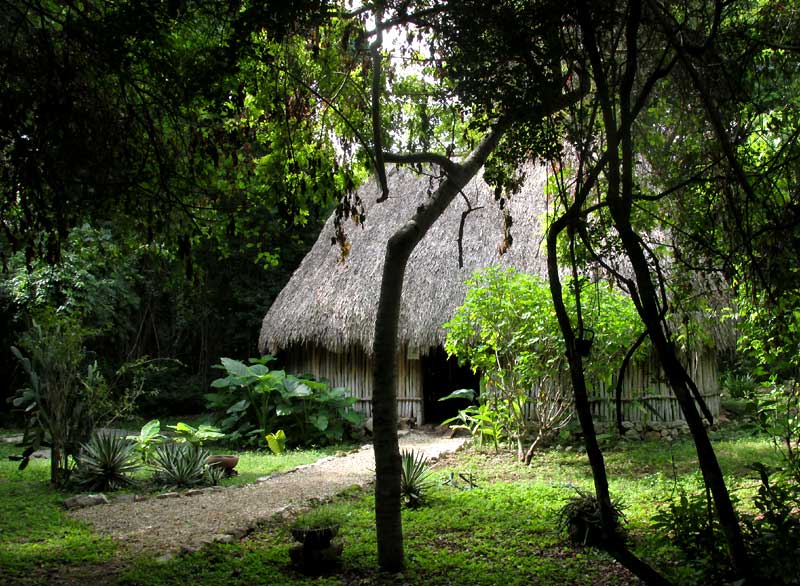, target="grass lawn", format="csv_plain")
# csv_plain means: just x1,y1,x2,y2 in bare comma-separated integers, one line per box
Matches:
0,425,782,585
